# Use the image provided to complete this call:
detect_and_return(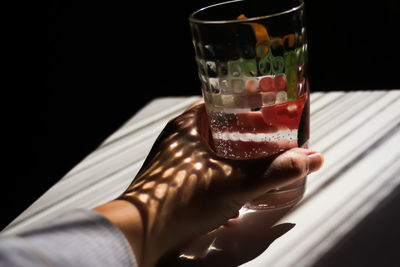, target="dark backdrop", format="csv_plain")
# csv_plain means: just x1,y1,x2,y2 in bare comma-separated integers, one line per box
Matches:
3,0,399,230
